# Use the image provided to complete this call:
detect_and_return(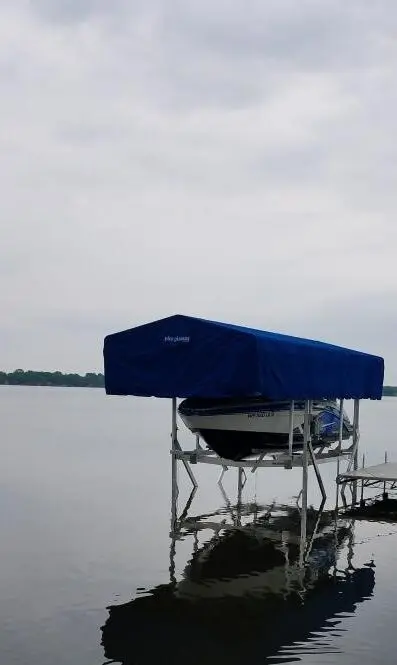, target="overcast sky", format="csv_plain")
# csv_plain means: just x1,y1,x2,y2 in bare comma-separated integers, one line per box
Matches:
1,1,396,379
